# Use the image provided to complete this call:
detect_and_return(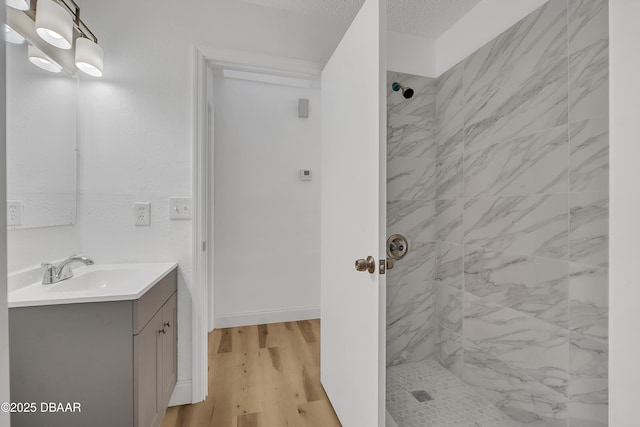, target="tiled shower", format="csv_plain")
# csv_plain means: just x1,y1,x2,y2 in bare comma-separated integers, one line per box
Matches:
386,1,609,426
